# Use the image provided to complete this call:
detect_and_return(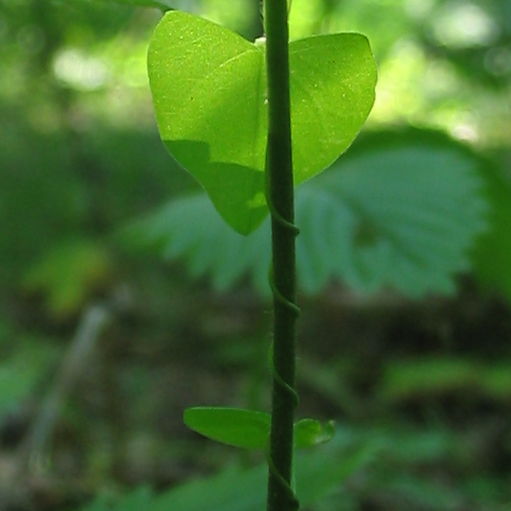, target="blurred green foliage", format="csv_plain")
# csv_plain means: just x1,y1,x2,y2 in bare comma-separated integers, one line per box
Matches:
0,324,61,415
124,129,490,297
78,432,373,511
0,0,510,510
